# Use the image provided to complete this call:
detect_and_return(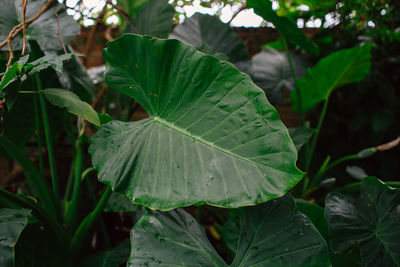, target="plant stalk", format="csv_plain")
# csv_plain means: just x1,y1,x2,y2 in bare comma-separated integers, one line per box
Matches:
35,73,60,202
65,136,84,229
305,98,329,173
282,36,304,126
69,185,112,258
